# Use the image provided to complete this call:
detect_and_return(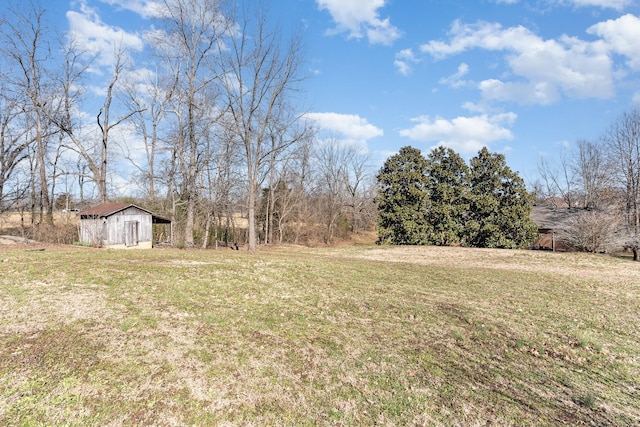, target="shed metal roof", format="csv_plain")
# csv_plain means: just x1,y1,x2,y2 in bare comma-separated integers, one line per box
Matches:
79,203,171,224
